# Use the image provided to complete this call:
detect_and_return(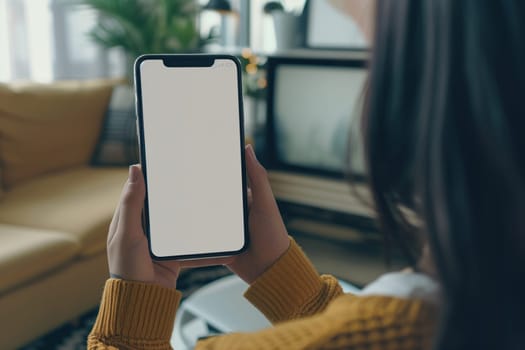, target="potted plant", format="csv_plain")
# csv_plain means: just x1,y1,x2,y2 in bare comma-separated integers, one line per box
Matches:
82,0,201,78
